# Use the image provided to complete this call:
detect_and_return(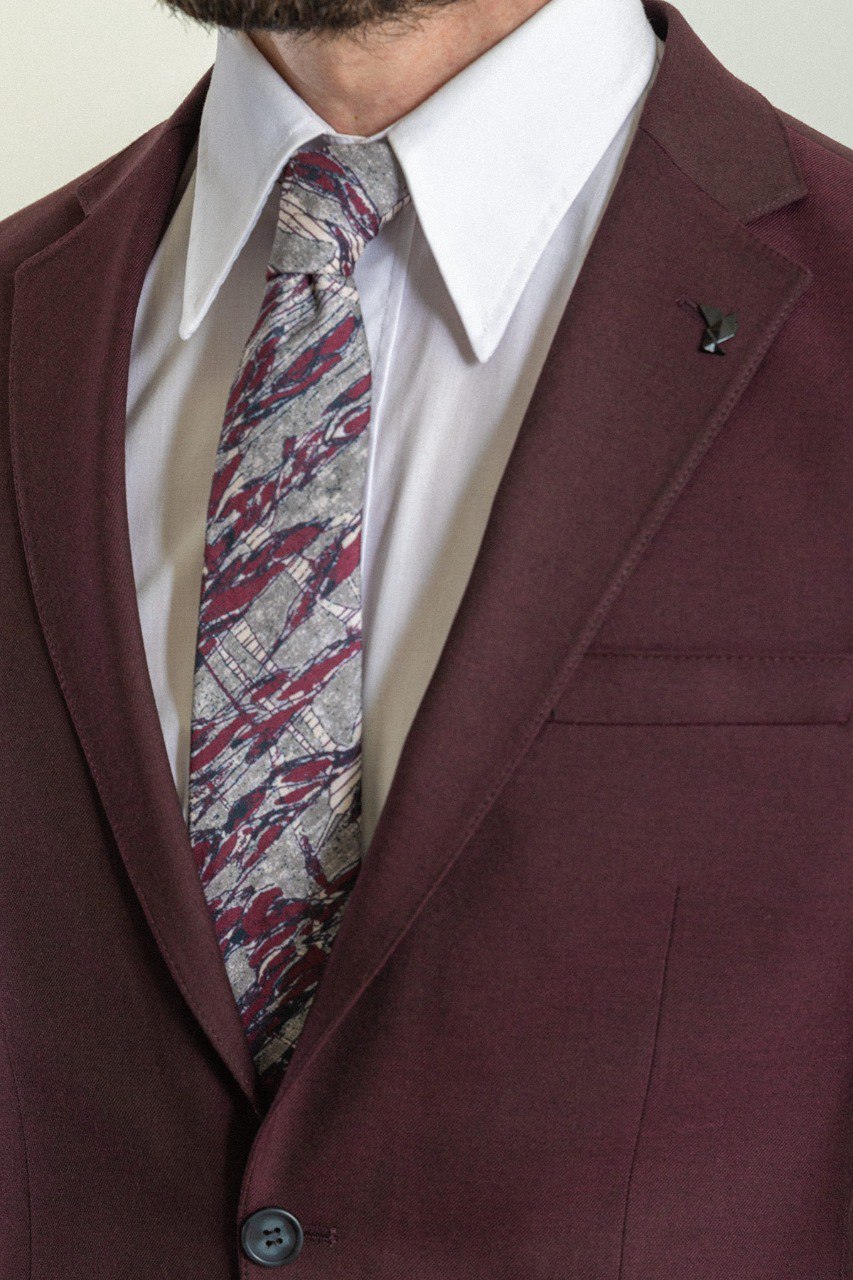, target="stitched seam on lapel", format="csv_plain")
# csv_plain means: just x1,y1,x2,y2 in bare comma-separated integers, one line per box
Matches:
741,103,810,221
742,113,809,221
9,193,117,289
639,121,808,237
5,474,251,1107
7,267,262,1122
